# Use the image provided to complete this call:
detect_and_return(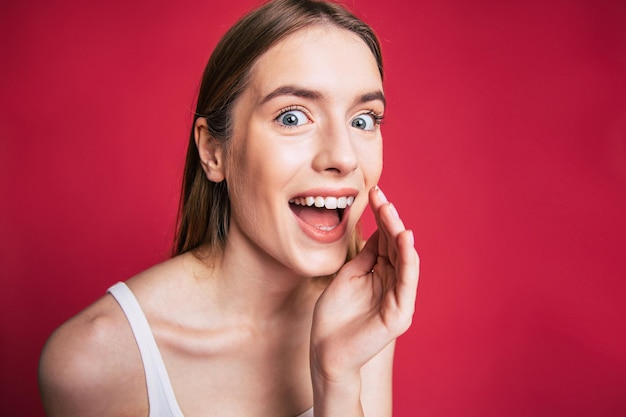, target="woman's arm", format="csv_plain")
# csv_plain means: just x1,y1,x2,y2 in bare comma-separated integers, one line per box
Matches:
310,186,420,417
